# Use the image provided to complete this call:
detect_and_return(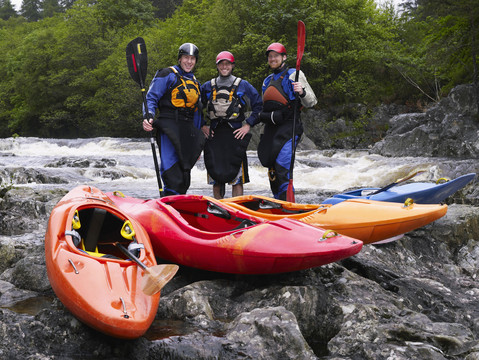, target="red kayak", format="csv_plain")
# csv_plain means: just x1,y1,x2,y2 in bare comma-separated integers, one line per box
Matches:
45,186,178,339
106,192,363,274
